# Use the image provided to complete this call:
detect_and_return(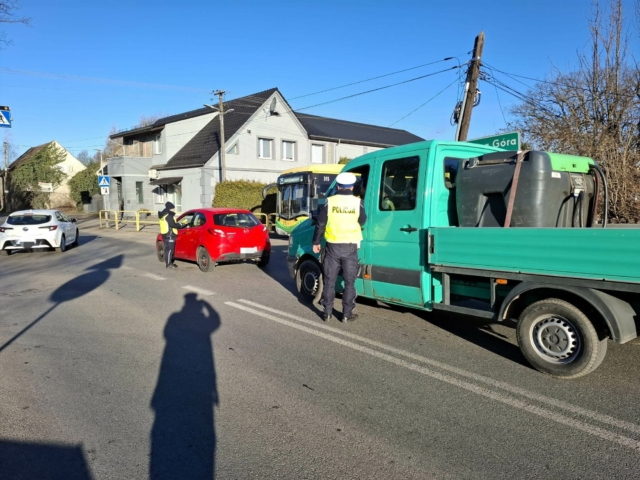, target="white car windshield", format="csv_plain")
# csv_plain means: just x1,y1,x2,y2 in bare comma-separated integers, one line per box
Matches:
7,214,52,225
